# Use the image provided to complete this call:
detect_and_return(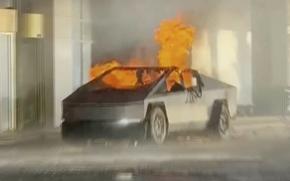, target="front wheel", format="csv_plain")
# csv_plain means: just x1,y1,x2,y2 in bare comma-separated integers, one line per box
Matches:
149,107,168,144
